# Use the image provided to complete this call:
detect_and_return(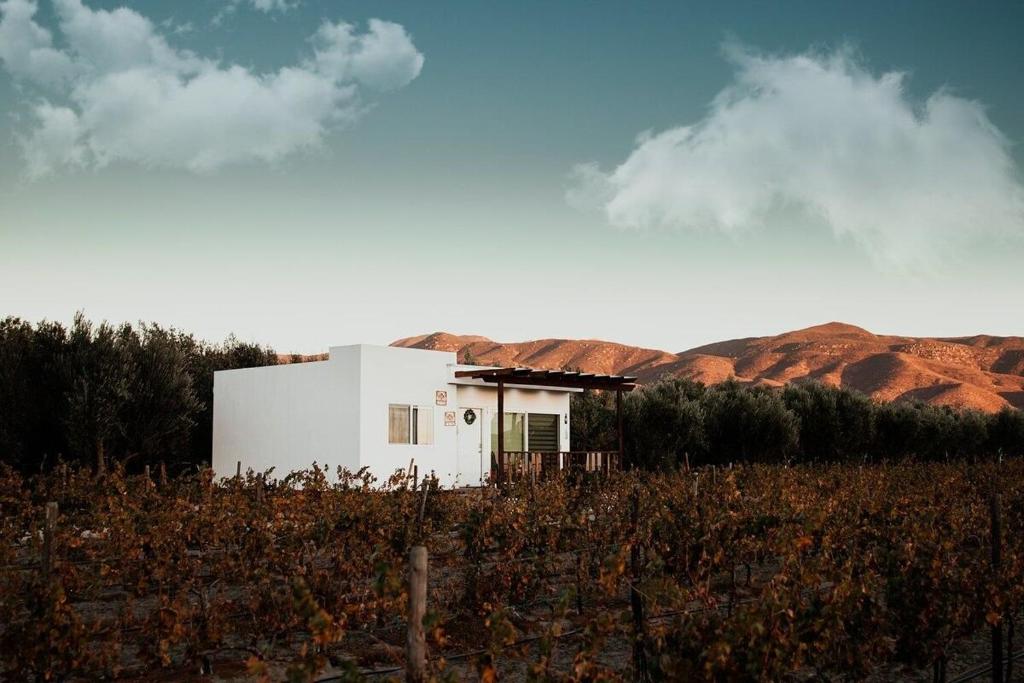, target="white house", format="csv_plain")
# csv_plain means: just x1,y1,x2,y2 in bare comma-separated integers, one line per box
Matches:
212,344,635,487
